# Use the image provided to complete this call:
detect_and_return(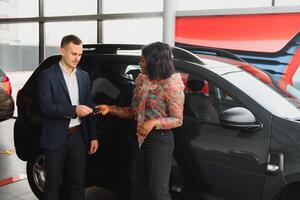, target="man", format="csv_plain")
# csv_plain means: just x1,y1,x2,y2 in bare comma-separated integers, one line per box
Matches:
38,34,99,200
